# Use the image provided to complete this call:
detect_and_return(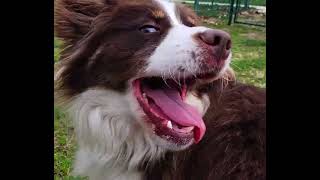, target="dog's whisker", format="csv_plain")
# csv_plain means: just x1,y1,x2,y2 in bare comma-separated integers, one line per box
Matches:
186,60,197,79
162,71,171,88
168,66,180,85
178,71,181,87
